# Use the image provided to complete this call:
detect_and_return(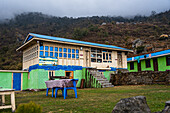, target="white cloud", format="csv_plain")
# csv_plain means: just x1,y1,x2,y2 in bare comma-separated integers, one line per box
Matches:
0,0,169,19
